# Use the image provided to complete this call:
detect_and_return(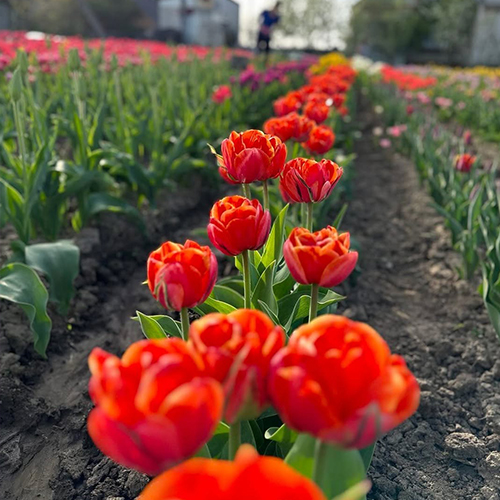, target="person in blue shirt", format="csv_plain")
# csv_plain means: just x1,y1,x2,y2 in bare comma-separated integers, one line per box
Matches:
257,2,281,58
